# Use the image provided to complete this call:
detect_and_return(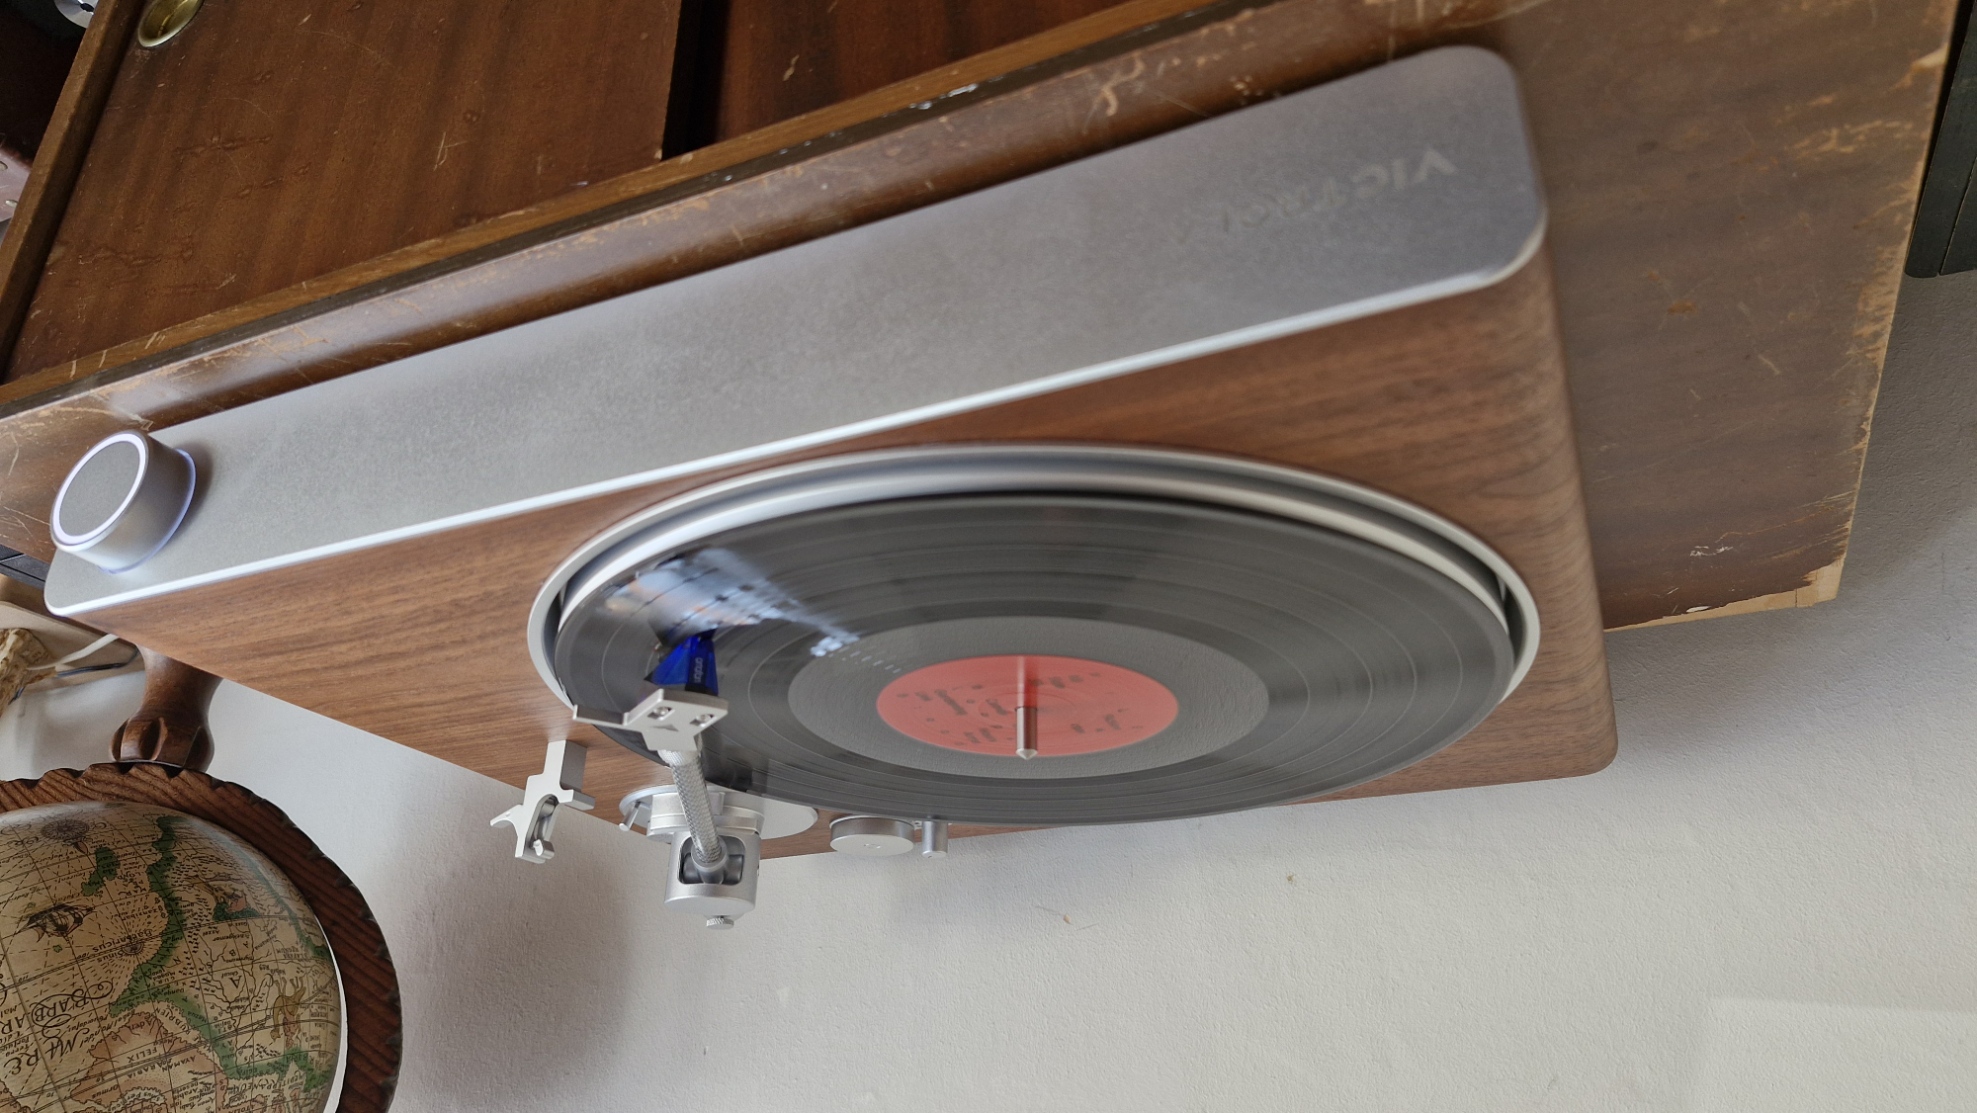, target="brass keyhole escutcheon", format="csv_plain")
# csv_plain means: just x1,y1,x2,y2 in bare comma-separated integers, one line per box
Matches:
136,0,202,47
